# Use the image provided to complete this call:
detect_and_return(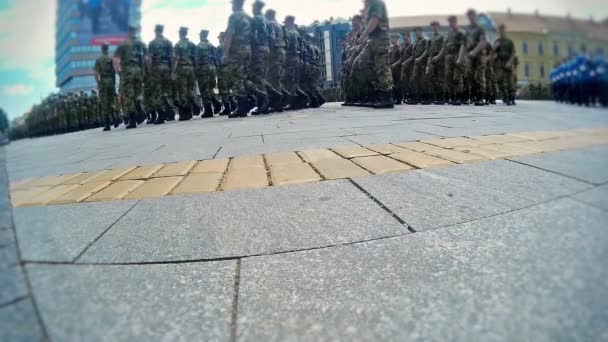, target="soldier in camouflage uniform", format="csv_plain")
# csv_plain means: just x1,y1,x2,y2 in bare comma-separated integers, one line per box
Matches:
266,9,288,111
341,15,364,106
222,0,253,118
483,43,497,104
114,25,147,129
355,0,393,108
437,15,466,105
408,27,428,104
250,0,271,115
300,33,325,108
395,33,412,103
216,32,232,115
147,24,173,124
94,44,116,132
390,34,402,104
494,24,516,105
195,29,218,118
426,21,446,104
283,16,306,109
173,27,198,121
464,9,488,106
